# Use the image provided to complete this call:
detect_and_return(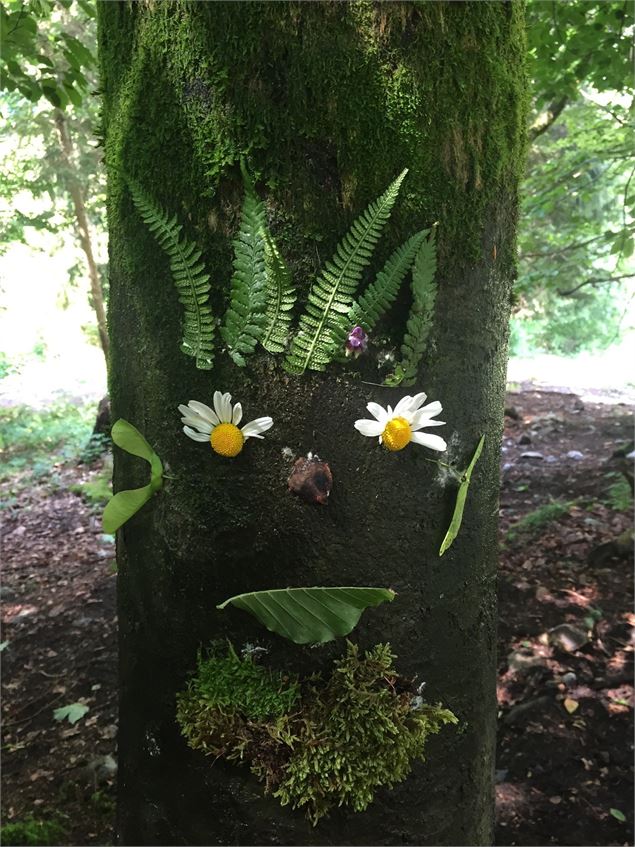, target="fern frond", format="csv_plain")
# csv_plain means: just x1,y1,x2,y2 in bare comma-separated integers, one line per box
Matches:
128,179,215,370
261,231,296,354
329,229,428,356
285,169,408,374
221,162,268,367
393,227,438,386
